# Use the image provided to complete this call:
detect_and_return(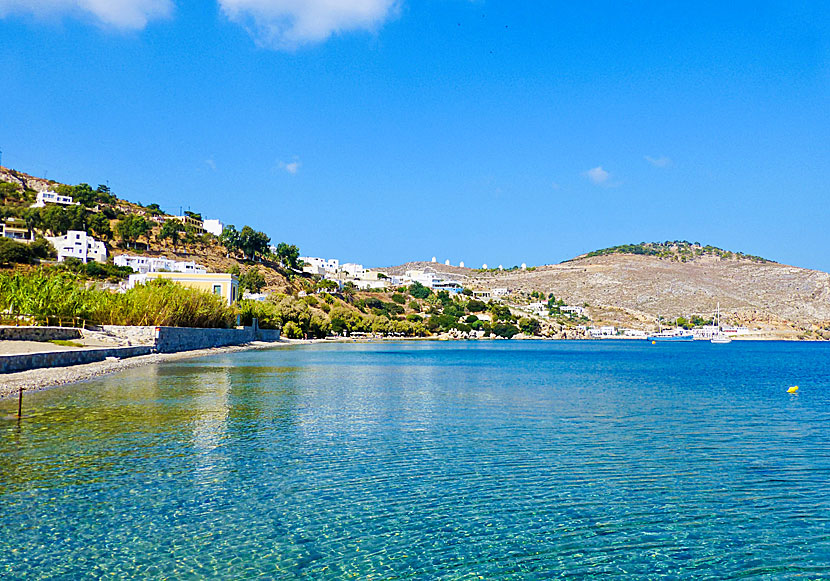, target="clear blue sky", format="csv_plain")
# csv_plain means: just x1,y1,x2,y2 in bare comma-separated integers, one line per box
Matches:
1,1,828,270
